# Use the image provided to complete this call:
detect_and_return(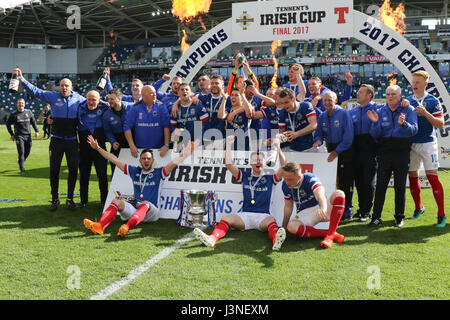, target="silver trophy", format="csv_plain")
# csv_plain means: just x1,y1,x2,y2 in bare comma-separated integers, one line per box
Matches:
184,190,208,228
